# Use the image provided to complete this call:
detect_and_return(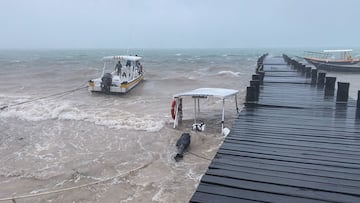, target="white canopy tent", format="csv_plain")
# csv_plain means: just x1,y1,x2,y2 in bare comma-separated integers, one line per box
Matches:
172,88,239,134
